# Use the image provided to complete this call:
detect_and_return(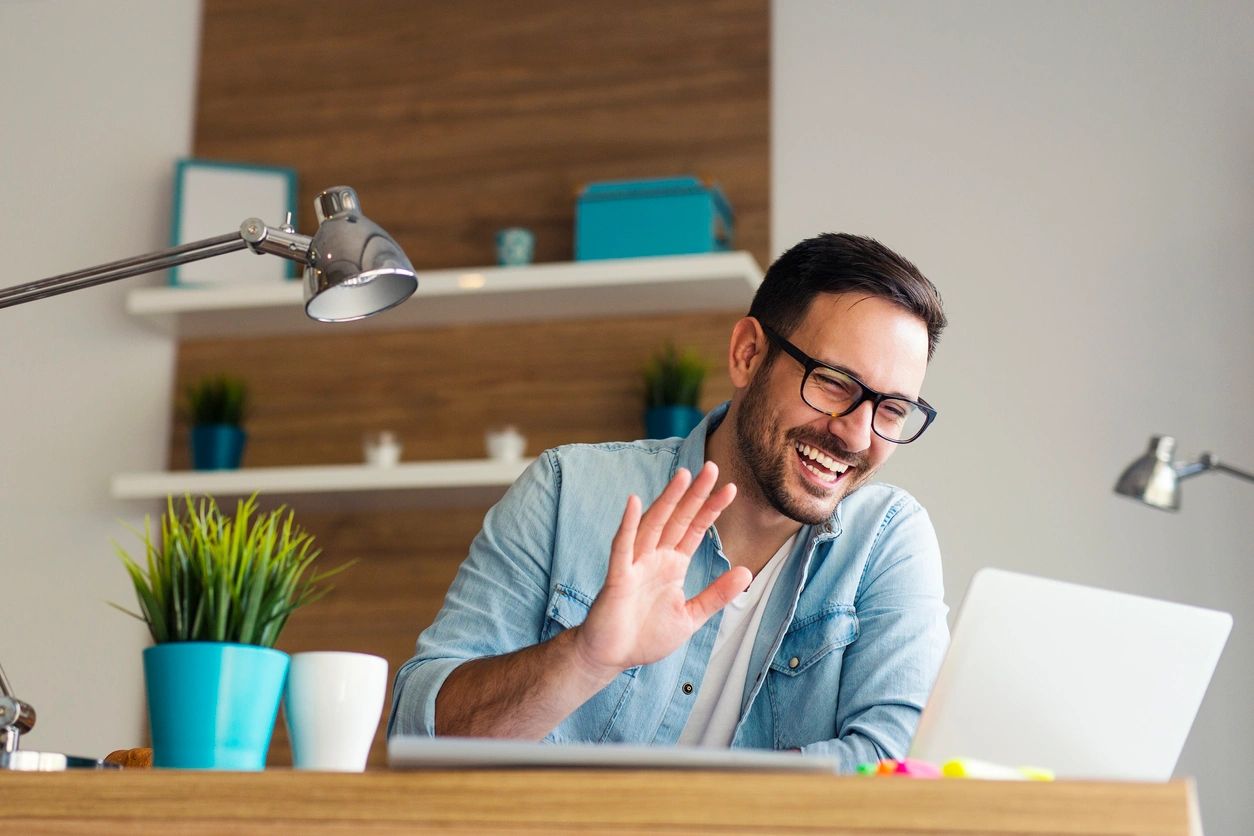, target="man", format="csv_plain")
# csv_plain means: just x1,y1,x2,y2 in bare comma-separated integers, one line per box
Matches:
390,233,949,771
